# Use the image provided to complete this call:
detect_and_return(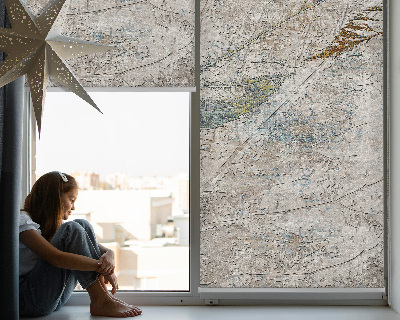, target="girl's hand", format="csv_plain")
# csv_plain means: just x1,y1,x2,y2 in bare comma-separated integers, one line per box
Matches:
104,273,119,295
96,250,115,275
